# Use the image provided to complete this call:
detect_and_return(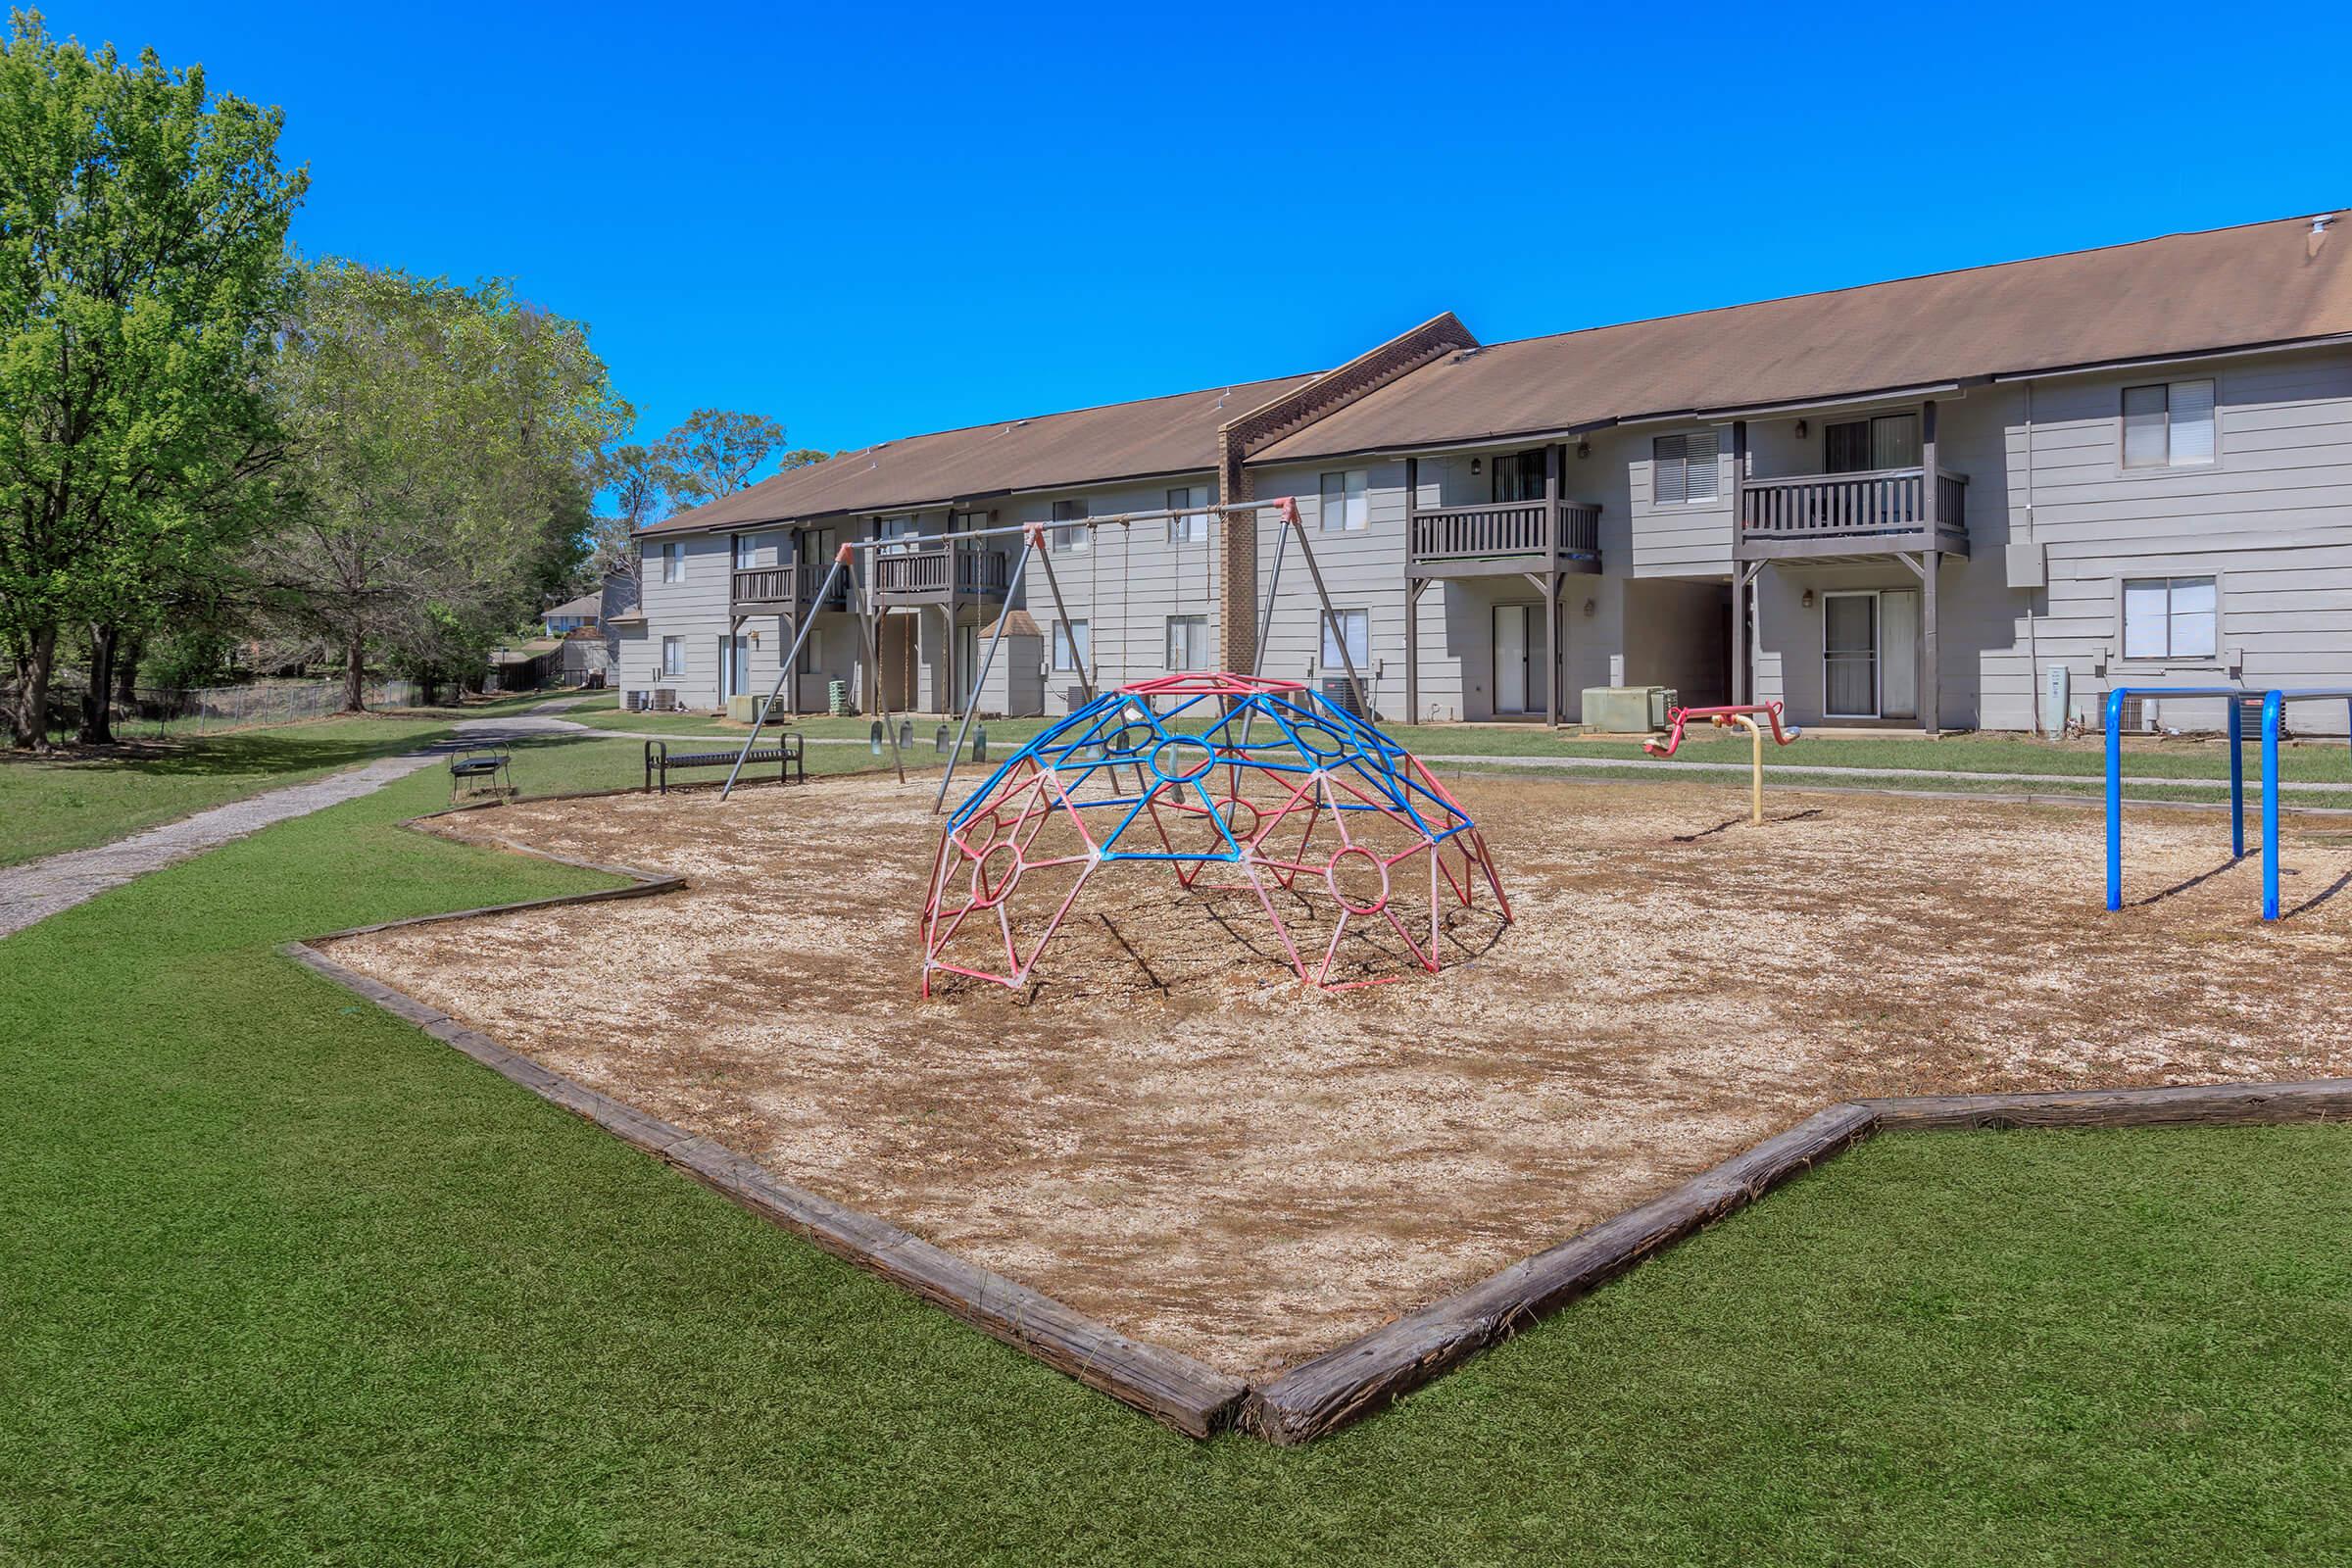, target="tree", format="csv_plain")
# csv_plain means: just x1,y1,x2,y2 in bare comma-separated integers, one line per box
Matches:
583,440,668,572
0,12,305,747
252,262,625,710
653,408,787,505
